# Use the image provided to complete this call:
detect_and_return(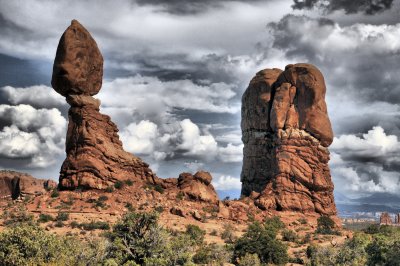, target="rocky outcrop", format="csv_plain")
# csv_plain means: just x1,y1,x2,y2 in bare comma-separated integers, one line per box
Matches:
241,63,336,215
0,170,57,199
52,20,156,190
177,171,218,203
